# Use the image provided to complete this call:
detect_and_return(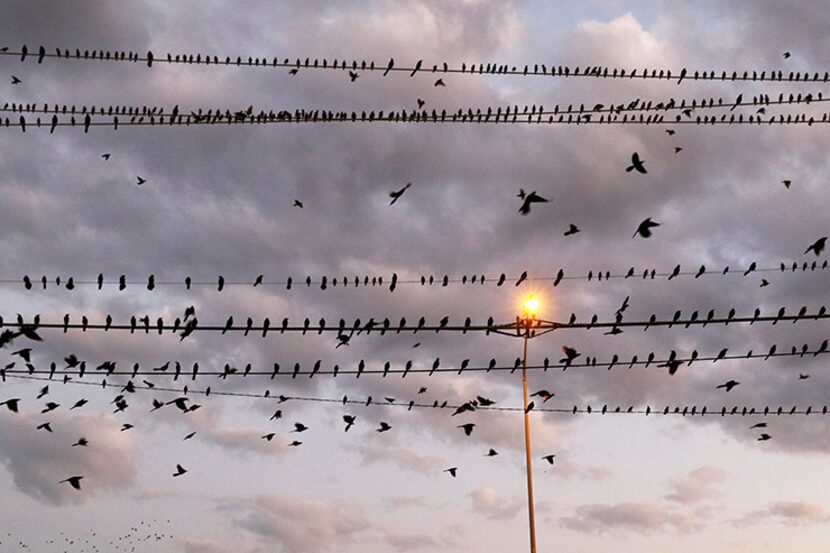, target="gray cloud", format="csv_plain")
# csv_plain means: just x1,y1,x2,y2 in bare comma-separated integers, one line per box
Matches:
561,502,705,535
223,494,370,553
0,410,136,505
733,501,830,527
665,465,726,504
